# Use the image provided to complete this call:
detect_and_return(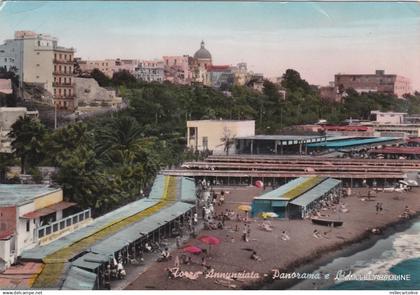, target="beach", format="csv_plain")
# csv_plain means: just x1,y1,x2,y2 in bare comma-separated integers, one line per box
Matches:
125,186,420,290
